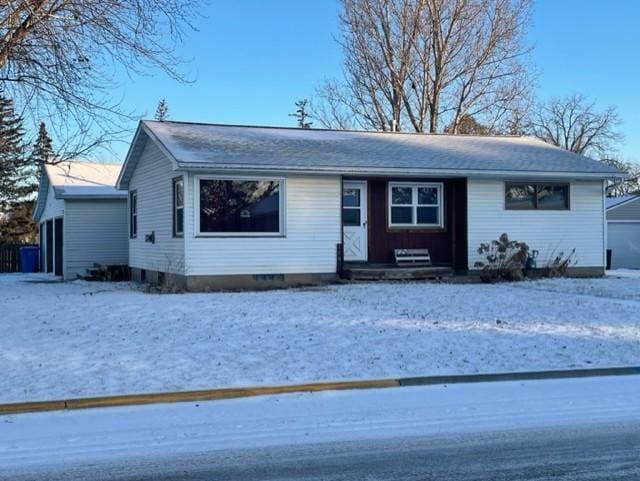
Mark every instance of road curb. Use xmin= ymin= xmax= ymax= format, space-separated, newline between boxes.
xmin=397 ymin=366 xmax=640 ymax=386
xmin=0 ymin=367 xmax=638 ymax=416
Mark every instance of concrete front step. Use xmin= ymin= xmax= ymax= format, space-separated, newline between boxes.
xmin=343 ymin=265 xmax=452 ymax=281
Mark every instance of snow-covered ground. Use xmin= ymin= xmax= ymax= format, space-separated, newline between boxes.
xmin=0 ymin=272 xmax=639 ymax=403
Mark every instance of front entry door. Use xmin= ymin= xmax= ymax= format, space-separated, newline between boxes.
xmin=342 ymin=181 xmax=368 ymax=262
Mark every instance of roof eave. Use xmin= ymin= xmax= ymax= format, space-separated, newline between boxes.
xmin=175 ymin=161 xmax=626 ymax=180
xmin=32 ymin=167 xmax=50 ymax=222
xmin=58 ymin=193 xmax=128 ymax=200
xmin=117 ymin=121 xmax=180 ymax=190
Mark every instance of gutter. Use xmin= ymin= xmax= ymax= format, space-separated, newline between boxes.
xmin=175 ymin=163 xmax=626 ymax=181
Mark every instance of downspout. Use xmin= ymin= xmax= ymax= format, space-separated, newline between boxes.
xmin=338 ymin=176 xmax=344 ymax=277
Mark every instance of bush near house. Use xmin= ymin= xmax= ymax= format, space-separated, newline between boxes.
xmin=474 ymin=233 xmax=529 ymax=283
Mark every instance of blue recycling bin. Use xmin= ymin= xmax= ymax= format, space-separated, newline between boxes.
xmin=19 ymin=246 xmax=39 ymax=273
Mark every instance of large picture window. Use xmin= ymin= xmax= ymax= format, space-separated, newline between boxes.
xmin=173 ymin=177 xmax=184 ymax=237
xmin=198 ymin=177 xmax=283 ymax=235
xmin=129 ymin=190 xmax=137 ymax=238
xmin=388 ymin=182 xmax=443 ymax=228
xmin=505 ymin=183 xmax=570 ymax=210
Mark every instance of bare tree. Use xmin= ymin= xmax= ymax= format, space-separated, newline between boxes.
xmin=316 ymin=0 xmax=423 ymax=131
xmin=529 ymin=94 xmax=623 ymax=158
xmin=603 ymin=157 xmax=640 ymax=197
xmin=313 ymin=0 xmax=533 ymax=133
xmin=0 ymin=1 xmax=200 ymax=157
xmin=529 ymin=94 xmax=640 ymax=197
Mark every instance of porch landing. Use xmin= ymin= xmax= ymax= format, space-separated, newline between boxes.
xmin=342 ymin=263 xmax=452 ymax=281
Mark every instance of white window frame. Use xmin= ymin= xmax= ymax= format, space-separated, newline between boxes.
xmin=388 ymin=182 xmax=443 ymax=228
xmin=173 ymin=177 xmax=184 ymax=237
xmin=194 ymin=175 xmax=286 ymax=237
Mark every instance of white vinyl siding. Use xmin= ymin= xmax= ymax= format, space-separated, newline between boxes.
xmin=128 ymin=140 xmax=185 ymax=274
xmin=607 ymin=198 xmax=640 ymax=220
xmin=184 ymin=174 xmax=341 ymax=275
xmin=63 ymin=199 xmax=128 ymax=280
xmin=40 ymin=185 xmax=64 ymax=221
xmin=467 ymin=179 xmax=605 ymax=269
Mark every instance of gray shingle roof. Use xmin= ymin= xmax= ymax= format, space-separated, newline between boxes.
xmin=606 ymin=194 xmax=639 ymax=209
xmin=136 ymin=120 xmax=624 ymax=178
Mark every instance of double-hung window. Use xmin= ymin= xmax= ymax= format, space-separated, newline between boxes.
xmin=129 ymin=190 xmax=137 ymax=238
xmin=197 ymin=176 xmax=284 ymax=235
xmin=388 ymin=182 xmax=443 ymax=228
xmin=173 ymin=177 xmax=184 ymax=237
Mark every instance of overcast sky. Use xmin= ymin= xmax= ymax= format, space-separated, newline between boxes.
xmin=110 ymin=0 xmax=640 ymax=162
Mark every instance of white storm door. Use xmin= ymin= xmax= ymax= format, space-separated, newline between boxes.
xmin=342 ymin=181 xmax=368 ymax=262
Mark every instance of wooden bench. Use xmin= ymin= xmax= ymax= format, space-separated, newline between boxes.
xmin=394 ymin=248 xmax=432 ymax=267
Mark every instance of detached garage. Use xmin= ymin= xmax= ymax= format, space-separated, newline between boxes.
xmin=33 ymin=162 xmax=129 ymax=279
xmin=606 ymin=195 xmax=640 ymax=269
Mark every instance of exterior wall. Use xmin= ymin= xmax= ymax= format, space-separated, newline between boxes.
xmin=607 ymin=198 xmax=640 ymax=220
xmin=40 ymin=184 xmax=64 ymax=221
xmin=128 ymin=140 xmax=185 ymax=274
xmin=355 ymin=177 xmax=467 ymax=269
xmin=184 ymin=173 xmax=342 ymax=276
xmin=63 ymin=199 xmax=129 ymax=279
xmin=467 ymin=179 xmax=605 ymax=270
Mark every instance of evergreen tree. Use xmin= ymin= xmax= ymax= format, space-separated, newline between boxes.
xmin=0 ymin=200 xmax=37 ymax=244
xmin=444 ymin=114 xmax=491 ymax=135
xmin=0 ymin=92 xmax=27 ymax=209
xmin=289 ymin=99 xmax=312 ymax=129
xmin=31 ymin=122 xmax=55 ymax=166
xmin=155 ymin=99 xmax=169 ymax=121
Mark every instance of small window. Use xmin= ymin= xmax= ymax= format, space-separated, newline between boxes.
xmin=198 ymin=177 xmax=283 ymax=235
xmin=342 ymin=188 xmax=361 ymax=226
xmin=173 ymin=177 xmax=184 ymax=237
xmin=505 ymin=183 xmax=569 ymax=210
xmin=129 ymin=190 xmax=137 ymax=238
xmin=388 ymin=182 xmax=443 ymax=228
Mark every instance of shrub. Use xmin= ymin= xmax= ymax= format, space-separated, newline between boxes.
xmin=474 ymin=233 xmax=530 ymax=283
xmin=541 ymin=248 xmax=576 ymax=278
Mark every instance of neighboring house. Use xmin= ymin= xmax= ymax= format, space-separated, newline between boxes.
xmin=33 ymin=162 xmax=128 ymax=279
xmin=116 ymin=120 xmax=624 ymax=290
xmin=606 ymin=194 xmax=640 ymax=269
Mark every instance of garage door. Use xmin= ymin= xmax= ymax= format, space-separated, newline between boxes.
xmin=608 ymin=222 xmax=640 ymax=269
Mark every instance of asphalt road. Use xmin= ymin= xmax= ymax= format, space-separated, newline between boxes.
xmin=8 ymin=422 xmax=639 ymax=481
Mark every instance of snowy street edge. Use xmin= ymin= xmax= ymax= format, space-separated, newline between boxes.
xmin=1 ymin=366 xmax=639 ymax=416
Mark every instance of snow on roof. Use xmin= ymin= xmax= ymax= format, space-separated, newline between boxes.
xmin=139 ymin=120 xmax=623 ymax=177
xmin=606 ymin=194 xmax=639 ymax=209
xmin=46 ymin=161 xmax=125 ymax=198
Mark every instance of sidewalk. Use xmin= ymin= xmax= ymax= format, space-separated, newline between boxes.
xmin=1 ymin=374 xmax=639 ymax=476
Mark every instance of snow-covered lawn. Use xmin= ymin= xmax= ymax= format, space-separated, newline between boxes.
xmin=0 ymin=272 xmax=639 ymax=403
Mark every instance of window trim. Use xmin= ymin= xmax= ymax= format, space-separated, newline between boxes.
xmin=172 ymin=177 xmax=184 ymax=238
xmin=129 ymin=190 xmax=138 ymax=239
xmin=194 ymin=175 xmax=286 ymax=237
xmin=342 ymin=186 xmax=363 ymax=227
xmin=388 ymin=181 xmax=444 ymax=229
xmin=504 ymin=182 xmax=571 ymax=211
